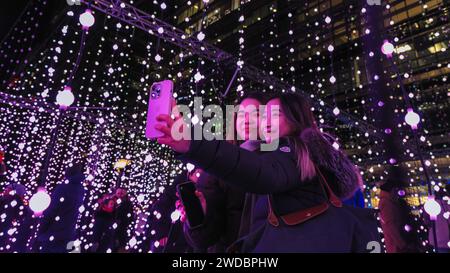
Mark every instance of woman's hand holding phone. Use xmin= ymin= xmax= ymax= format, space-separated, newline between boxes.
xmin=155 ymin=99 xmax=191 ymax=153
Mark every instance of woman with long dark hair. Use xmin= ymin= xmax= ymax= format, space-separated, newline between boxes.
xmin=180 ymin=92 xmax=269 ymax=252
xmin=155 ymin=92 xmax=380 ymax=252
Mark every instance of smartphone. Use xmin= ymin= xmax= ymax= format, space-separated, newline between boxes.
xmin=176 ymin=182 xmax=205 ymax=229
xmin=145 ymin=80 xmax=174 ymax=139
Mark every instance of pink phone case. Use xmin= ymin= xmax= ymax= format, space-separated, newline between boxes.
xmin=145 ymin=80 xmax=173 ymax=139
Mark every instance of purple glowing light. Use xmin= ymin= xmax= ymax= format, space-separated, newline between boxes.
xmin=186 ymin=163 xmax=195 ymax=172
xmin=398 ymin=189 xmax=406 ymax=197
xmin=197 ymin=32 xmax=205 ymax=41
xmin=56 ymin=86 xmax=75 ymax=107
xmin=405 ymin=108 xmax=420 ymax=129
xmin=171 ymin=209 xmax=181 ymax=222
xmin=424 ymin=196 xmax=441 ymax=220
xmin=194 ymin=71 xmax=204 ymax=83
xmin=137 ymin=194 xmax=145 ymax=203
xmin=333 ymin=107 xmax=340 ymax=116
xmin=29 ymin=189 xmax=51 ymax=214
xmin=381 ymin=40 xmax=395 ymax=57
xmin=329 ymin=75 xmax=336 ymax=84
xmin=79 ymin=9 xmax=95 ymax=29
xmin=332 ymin=142 xmax=340 ymax=150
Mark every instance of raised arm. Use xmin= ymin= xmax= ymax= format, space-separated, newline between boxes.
xmin=176 ymin=139 xmax=301 ymax=194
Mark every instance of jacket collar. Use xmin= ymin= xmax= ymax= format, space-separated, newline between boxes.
xmin=240 ymin=140 xmax=261 ymax=151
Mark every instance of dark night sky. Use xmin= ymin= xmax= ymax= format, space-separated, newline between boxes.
xmin=0 ymin=0 xmax=30 ymax=41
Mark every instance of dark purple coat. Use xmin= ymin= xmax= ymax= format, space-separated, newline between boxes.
xmin=177 ymin=129 xmax=381 ymax=253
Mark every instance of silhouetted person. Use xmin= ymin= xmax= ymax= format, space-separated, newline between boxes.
xmin=379 ymin=181 xmax=427 ymax=252
xmin=91 ymin=194 xmax=116 ymax=252
xmin=113 ymin=187 xmax=134 ymax=252
xmin=425 ymin=185 xmax=450 ymax=253
xmin=146 ymin=171 xmax=194 ymax=253
xmin=0 ymin=183 xmax=28 ymax=252
xmin=36 ymin=163 xmax=86 ymax=253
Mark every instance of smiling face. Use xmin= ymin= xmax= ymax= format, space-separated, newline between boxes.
xmin=236 ymin=98 xmax=262 ymax=141
xmin=262 ymin=98 xmax=294 ymax=143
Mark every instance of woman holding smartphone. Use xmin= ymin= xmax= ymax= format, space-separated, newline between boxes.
xmin=155 ymin=92 xmax=379 ymax=252
xmin=179 ymin=92 xmax=269 ymax=253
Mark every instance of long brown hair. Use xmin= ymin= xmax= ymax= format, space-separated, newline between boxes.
xmin=272 ymin=93 xmax=318 ymax=181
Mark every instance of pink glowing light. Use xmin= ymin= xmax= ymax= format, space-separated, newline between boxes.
xmin=381 ymin=40 xmax=395 ymax=57
xmin=56 ymin=86 xmax=75 ymax=107
xmin=405 ymin=108 xmax=420 ymax=129
xmin=29 ymin=189 xmax=51 ymax=214
xmin=424 ymin=196 xmax=441 ymax=220
xmin=79 ymin=9 xmax=95 ymax=29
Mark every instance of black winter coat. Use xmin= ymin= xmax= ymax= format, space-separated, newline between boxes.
xmin=177 ymin=129 xmax=380 ymax=253
xmin=183 ymin=173 xmax=246 ymax=252
xmin=37 ymin=174 xmax=85 ymax=244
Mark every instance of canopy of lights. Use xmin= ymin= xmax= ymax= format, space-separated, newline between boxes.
xmin=0 ymin=0 xmax=448 ymax=253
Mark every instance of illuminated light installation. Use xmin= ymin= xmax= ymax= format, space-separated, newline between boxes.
xmin=75 ymin=0 xmax=380 ymax=139
xmin=56 ymin=86 xmax=75 ymax=108
xmin=186 ymin=163 xmax=195 ymax=173
xmin=424 ymin=196 xmax=442 ymax=220
xmin=79 ymin=9 xmax=95 ymax=29
xmin=29 ymin=189 xmax=51 ymax=214
xmin=404 ymin=108 xmax=420 ymax=130
xmin=0 ymin=0 xmax=447 ymax=254
xmin=381 ymin=40 xmax=395 ymax=57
